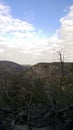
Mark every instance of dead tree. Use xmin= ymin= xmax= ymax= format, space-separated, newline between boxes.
xmin=58 ymin=51 xmax=64 ymax=93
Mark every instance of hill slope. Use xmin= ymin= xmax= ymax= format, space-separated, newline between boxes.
xmin=0 ymin=61 xmax=73 ymax=129
xmin=0 ymin=61 xmax=30 ymax=74
xmin=0 ymin=61 xmax=73 ymax=109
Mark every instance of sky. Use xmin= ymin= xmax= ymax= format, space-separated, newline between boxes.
xmin=0 ymin=0 xmax=73 ymax=64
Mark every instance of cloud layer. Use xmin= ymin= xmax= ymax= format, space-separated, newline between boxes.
xmin=0 ymin=2 xmax=73 ymax=64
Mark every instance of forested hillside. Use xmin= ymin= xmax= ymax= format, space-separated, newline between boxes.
xmin=0 ymin=61 xmax=73 ymax=130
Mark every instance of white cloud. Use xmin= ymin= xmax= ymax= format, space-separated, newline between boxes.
xmin=36 ymin=5 xmax=73 ymax=63
xmin=58 ymin=5 xmax=73 ymax=61
xmin=0 ymin=2 xmax=10 ymax=15
xmin=0 ymin=2 xmax=73 ymax=64
xmin=0 ymin=2 xmax=50 ymax=64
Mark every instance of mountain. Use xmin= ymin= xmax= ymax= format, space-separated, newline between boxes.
xmin=22 ymin=62 xmax=73 ymax=107
xmin=0 ymin=61 xmax=30 ymax=74
xmin=24 ymin=62 xmax=73 ymax=85
xmin=0 ymin=61 xmax=73 ymax=129
xmin=0 ymin=61 xmax=73 ymax=109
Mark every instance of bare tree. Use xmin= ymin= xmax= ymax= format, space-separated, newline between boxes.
xmin=58 ymin=51 xmax=64 ymax=93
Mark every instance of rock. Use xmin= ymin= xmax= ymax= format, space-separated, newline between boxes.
xmin=13 ymin=125 xmax=54 ymax=130
xmin=13 ymin=125 xmax=28 ymax=130
xmin=32 ymin=126 xmax=54 ymax=130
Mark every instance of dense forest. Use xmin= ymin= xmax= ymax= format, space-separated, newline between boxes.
xmin=0 ymin=61 xmax=73 ymax=130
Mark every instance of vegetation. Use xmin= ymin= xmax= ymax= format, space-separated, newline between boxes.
xmin=0 ymin=61 xmax=73 ymax=129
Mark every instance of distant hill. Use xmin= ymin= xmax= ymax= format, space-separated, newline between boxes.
xmin=0 ymin=61 xmax=30 ymax=74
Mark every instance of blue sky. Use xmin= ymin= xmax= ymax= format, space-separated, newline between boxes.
xmin=4 ymin=0 xmax=73 ymax=35
xmin=0 ymin=0 xmax=73 ymax=64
